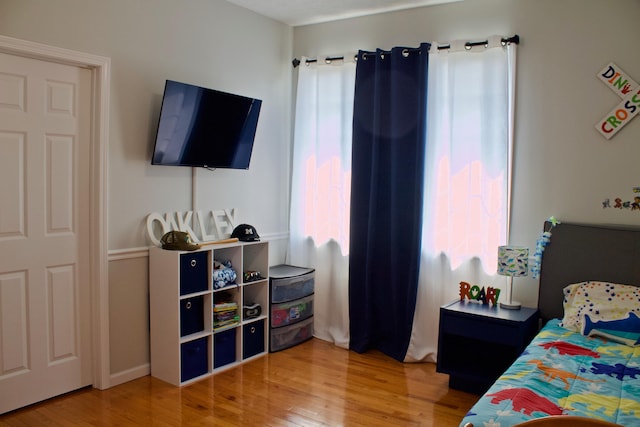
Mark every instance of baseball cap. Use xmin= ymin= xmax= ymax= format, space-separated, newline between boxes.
xmin=231 ymin=224 xmax=260 ymax=242
xmin=160 ymin=231 xmax=201 ymax=251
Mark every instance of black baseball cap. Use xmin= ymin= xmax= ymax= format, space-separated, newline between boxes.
xmin=231 ymin=224 xmax=260 ymax=242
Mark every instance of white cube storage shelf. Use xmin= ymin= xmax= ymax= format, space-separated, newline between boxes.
xmin=150 ymin=241 xmax=269 ymax=386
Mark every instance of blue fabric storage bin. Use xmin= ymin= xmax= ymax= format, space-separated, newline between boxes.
xmin=214 ymin=329 xmax=236 ymax=368
xmin=243 ymin=320 xmax=265 ymax=359
xmin=180 ymin=337 xmax=209 ymax=382
xmin=180 ymin=295 xmax=204 ymax=337
xmin=180 ymin=251 xmax=208 ymax=295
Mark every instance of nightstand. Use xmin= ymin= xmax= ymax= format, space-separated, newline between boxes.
xmin=436 ymin=300 xmax=539 ymax=394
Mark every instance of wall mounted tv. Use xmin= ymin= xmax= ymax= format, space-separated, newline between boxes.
xmin=151 ymin=80 xmax=262 ymax=169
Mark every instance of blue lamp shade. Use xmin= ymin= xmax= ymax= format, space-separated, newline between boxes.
xmin=497 ymin=246 xmax=529 ymax=277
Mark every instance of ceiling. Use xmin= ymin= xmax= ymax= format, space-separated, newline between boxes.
xmin=225 ymin=0 xmax=463 ymax=26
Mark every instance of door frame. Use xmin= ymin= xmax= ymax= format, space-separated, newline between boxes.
xmin=0 ymin=35 xmax=111 ymax=389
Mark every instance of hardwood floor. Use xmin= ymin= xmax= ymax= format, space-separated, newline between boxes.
xmin=0 ymin=338 xmax=478 ymax=426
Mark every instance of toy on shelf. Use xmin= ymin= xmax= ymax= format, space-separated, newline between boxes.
xmin=213 ymin=259 xmax=237 ymax=289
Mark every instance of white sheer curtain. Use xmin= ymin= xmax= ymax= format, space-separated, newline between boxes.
xmin=405 ymin=36 xmax=517 ymax=362
xmin=289 ymin=38 xmax=517 ymax=358
xmin=288 ymin=57 xmax=356 ymax=348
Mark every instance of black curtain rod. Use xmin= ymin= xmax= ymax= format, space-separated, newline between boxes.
xmin=292 ymin=34 xmax=520 ymax=68
xmin=292 ymin=55 xmax=352 ymax=68
xmin=437 ymin=34 xmax=520 ymax=51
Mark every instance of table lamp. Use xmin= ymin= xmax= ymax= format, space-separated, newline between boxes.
xmin=497 ymin=245 xmax=529 ymax=310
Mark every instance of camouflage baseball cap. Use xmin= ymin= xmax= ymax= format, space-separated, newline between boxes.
xmin=160 ymin=231 xmax=201 ymax=251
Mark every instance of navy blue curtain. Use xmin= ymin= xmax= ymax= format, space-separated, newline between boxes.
xmin=349 ymin=43 xmax=429 ymax=361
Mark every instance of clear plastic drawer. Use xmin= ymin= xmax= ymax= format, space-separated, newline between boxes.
xmin=271 ymin=294 xmax=313 ymax=328
xmin=270 ymin=316 xmax=313 ymax=352
xmin=270 ymin=271 xmax=314 ymax=303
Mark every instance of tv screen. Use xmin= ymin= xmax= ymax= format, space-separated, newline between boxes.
xmin=151 ymin=80 xmax=262 ymax=169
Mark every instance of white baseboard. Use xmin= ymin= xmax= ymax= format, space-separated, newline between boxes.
xmin=109 ymin=364 xmax=150 ymax=388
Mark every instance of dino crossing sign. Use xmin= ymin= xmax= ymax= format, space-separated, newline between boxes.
xmin=596 ymin=62 xmax=640 ymax=140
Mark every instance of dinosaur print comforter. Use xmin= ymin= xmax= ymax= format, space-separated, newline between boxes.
xmin=460 ymin=319 xmax=640 ymax=427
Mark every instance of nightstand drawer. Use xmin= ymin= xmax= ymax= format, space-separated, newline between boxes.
xmin=443 ymin=315 xmax=521 ymax=346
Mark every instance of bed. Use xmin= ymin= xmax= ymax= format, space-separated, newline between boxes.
xmin=460 ymin=222 xmax=640 ymax=427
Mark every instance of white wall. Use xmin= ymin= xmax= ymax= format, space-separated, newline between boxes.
xmin=293 ymin=0 xmax=640 ymax=307
xmin=0 ymin=0 xmax=292 ymax=383
xmin=3 ymin=0 xmax=640 ymax=385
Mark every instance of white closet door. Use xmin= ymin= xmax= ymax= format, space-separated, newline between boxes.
xmin=0 ymin=51 xmax=92 ymax=414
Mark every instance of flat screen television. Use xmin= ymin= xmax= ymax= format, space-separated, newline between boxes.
xmin=151 ymin=80 xmax=262 ymax=169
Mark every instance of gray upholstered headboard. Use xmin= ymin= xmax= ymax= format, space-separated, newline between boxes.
xmin=538 ymin=221 xmax=640 ymax=323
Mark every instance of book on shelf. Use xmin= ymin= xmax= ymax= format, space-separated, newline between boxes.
xmin=214 ymin=301 xmax=239 ymax=330
xmin=213 ymin=318 xmax=239 ymax=329
xmin=214 ymin=302 xmax=238 ymax=312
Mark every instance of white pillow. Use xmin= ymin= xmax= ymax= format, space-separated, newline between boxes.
xmin=561 ymin=281 xmax=640 ymax=346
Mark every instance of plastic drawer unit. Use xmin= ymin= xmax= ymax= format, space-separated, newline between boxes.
xmin=268 ymin=264 xmax=315 ymax=352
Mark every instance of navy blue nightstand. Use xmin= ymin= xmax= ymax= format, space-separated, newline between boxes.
xmin=436 ymin=300 xmax=539 ymax=394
